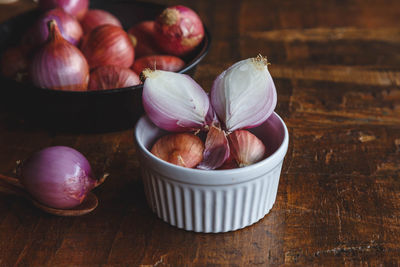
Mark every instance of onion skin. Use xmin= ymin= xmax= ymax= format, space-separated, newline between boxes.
xmin=154 ymin=5 xmax=204 ymax=56
xmin=32 ymin=8 xmax=83 ymax=46
xmin=127 ymin=21 xmax=160 ymax=58
xmin=81 ymin=9 xmax=122 ymax=34
xmin=38 ymin=0 xmax=89 ymax=20
xmin=30 ymin=20 xmax=89 ymax=91
xmin=132 ymin=55 xmax=185 ymax=74
xmin=80 ymin=25 xmax=135 ymax=69
xmin=88 ymin=65 xmax=140 ymax=91
xmin=20 ymin=146 xmax=96 ymax=209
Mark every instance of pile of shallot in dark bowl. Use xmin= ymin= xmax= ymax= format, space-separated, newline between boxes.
xmin=0 ymin=0 xmax=210 ymax=132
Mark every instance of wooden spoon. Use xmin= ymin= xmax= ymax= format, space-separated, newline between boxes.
xmin=0 ymin=174 xmax=99 ymax=216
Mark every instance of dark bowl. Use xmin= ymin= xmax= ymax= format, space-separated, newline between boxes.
xmin=0 ymin=1 xmax=210 ymax=133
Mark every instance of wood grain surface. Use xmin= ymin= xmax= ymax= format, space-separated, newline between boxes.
xmin=1 ymin=0 xmax=400 ymax=266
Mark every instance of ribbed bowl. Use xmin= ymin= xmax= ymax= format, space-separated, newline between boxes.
xmin=134 ymin=113 xmax=289 ymax=233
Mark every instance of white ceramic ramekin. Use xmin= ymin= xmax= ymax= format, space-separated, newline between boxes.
xmin=135 ymin=112 xmax=289 ymax=233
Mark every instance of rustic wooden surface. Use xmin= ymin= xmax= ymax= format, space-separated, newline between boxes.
xmin=1 ymin=0 xmax=400 ymax=266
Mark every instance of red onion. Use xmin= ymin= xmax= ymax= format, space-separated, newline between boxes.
xmin=20 ymin=146 xmax=97 ymax=209
xmin=30 ymin=20 xmax=89 ymax=91
xmin=80 ymin=25 xmax=135 ymax=69
xmin=142 ymin=69 xmax=210 ymax=132
xmin=31 ymin=8 xmax=83 ymax=46
xmin=127 ymin=21 xmax=160 ymax=58
xmin=132 ymin=55 xmax=185 ymax=75
xmin=88 ymin=65 xmax=140 ymax=90
xmin=154 ymin=5 xmax=204 ymax=56
xmin=38 ymin=0 xmax=89 ymax=20
xmin=1 ymin=45 xmax=30 ymax=81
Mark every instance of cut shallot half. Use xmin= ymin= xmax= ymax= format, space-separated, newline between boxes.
xmin=211 ymin=55 xmax=277 ymax=132
xmin=142 ymin=69 xmax=210 ymax=132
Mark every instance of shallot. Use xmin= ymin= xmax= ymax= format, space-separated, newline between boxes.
xmin=128 ymin=21 xmax=160 ymax=58
xmin=30 ymin=20 xmax=89 ymax=91
xmin=38 ymin=0 xmax=89 ymax=20
xmin=88 ymin=65 xmax=140 ymax=90
xmin=211 ymin=55 xmax=277 ymax=132
xmin=154 ymin=5 xmax=204 ymax=56
xmin=81 ymin=9 xmax=122 ymax=34
xmin=151 ymin=133 xmax=204 ymax=168
xmin=132 ymin=55 xmax=185 ymax=74
xmin=197 ymin=125 xmax=230 ymax=170
xmin=228 ymin=130 xmax=266 ymax=167
xmin=20 ymin=146 xmax=99 ymax=209
xmin=141 ymin=69 xmax=210 ymax=132
xmin=30 ymin=8 xmax=83 ymax=46
xmin=80 ymin=24 xmax=134 ymax=69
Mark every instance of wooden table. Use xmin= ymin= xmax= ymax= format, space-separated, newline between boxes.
xmin=1 ymin=0 xmax=400 ymax=265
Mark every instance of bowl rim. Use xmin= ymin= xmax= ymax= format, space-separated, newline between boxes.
xmin=0 ymin=1 xmax=211 ymax=96
xmin=134 ymin=112 xmax=289 ymax=185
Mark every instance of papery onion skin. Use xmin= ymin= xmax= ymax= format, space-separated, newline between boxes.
xmin=142 ymin=70 xmax=210 ymax=132
xmin=211 ymin=55 xmax=277 ymax=132
xmin=81 ymin=9 xmax=122 ymax=34
xmin=128 ymin=21 xmax=160 ymax=58
xmin=30 ymin=20 xmax=89 ymax=91
xmin=80 ymin=24 xmax=135 ymax=69
xmin=88 ymin=65 xmax=140 ymax=91
xmin=20 ymin=146 xmax=96 ymax=209
xmin=32 ymin=8 xmax=83 ymax=46
xmin=154 ymin=5 xmax=204 ymax=56
xmin=132 ymin=55 xmax=185 ymax=74
xmin=38 ymin=0 xmax=89 ymax=20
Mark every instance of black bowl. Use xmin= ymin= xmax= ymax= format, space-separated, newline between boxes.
xmin=0 ymin=1 xmax=210 ymax=133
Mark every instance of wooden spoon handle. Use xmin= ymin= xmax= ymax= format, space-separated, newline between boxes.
xmin=0 ymin=174 xmax=23 ymax=189
xmin=0 ymin=180 xmax=29 ymax=198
